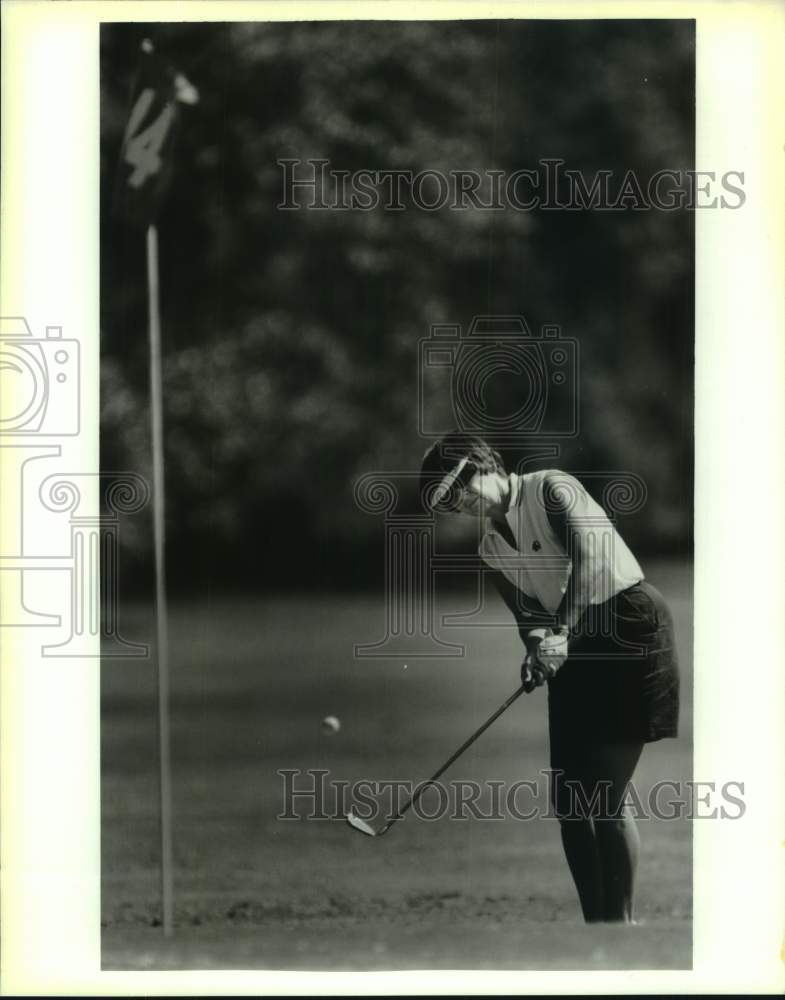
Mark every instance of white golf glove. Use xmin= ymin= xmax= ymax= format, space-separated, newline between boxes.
xmin=522 ymin=627 xmax=570 ymax=689
xmin=537 ymin=630 xmax=569 ymax=676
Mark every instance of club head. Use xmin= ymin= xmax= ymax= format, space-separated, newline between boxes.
xmin=346 ymin=810 xmax=380 ymax=837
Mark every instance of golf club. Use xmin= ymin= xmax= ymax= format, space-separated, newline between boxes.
xmin=346 ymin=683 xmax=527 ymax=837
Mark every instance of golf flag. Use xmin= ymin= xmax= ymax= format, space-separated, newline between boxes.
xmin=112 ymin=37 xmax=198 ymax=937
xmin=113 ymin=39 xmax=198 ymax=226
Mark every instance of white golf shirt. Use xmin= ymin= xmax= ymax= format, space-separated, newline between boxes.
xmin=479 ymin=470 xmax=643 ymax=614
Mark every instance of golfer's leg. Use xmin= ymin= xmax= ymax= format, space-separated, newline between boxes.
xmin=559 ymin=818 xmax=605 ymax=923
xmin=551 ymin=754 xmax=604 ymax=923
xmin=586 ymin=741 xmax=644 ymax=923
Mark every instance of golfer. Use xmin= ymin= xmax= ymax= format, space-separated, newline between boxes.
xmin=420 ymin=431 xmax=680 ymax=924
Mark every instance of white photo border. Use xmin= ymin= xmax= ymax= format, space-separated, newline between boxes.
xmin=1 ymin=0 xmax=783 ymax=994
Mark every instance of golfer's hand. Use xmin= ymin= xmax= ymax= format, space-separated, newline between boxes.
xmin=522 ymin=629 xmax=570 ymax=690
xmin=521 ymin=630 xmax=549 ymax=691
xmin=521 ymin=650 xmax=541 ymax=693
xmin=536 ymin=631 xmax=570 ymax=679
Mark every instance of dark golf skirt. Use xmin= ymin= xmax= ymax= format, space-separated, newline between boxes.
xmin=547 ymin=581 xmax=680 ymax=746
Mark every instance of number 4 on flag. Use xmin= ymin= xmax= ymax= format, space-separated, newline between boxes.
xmin=123 ymin=91 xmax=176 ymax=189
xmin=113 ymin=39 xmax=198 ymax=226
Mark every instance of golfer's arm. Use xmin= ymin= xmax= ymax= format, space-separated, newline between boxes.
xmin=487 ymin=569 xmax=552 ymax=651
xmin=556 ymin=530 xmax=595 ymax=635
xmin=546 ymin=474 xmax=600 ymax=636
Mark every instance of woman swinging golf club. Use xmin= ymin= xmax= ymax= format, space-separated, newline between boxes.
xmin=419 ymin=431 xmax=680 ymax=924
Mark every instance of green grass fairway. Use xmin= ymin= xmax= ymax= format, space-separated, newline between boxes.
xmin=102 ymin=559 xmax=692 ymax=970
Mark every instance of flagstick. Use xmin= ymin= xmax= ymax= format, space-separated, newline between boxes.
xmin=146 ymin=222 xmax=174 ymax=937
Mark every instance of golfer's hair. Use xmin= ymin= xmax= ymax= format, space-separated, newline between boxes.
xmin=419 ymin=431 xmax=505 ymax=511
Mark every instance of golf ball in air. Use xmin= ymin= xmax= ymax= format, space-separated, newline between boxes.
xmin=320 ymin=715 xmax=341 ymax=735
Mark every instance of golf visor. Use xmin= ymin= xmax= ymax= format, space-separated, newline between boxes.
xmin=429 ymin=458 xmax=479 ymax=512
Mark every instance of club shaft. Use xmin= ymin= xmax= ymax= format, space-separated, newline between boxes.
xmin=390 ymin=685 xmax=526 ymax=826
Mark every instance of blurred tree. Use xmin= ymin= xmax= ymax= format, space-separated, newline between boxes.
xmin=100 ymin=20 xmax=693 ymax=590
